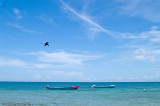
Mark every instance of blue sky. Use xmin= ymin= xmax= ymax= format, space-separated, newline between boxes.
xmin=1 ymin=0 xmax=160 ymax=82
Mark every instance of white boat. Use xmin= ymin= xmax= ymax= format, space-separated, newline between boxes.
xmin=91 ymin=84 xmax=115 ymax=88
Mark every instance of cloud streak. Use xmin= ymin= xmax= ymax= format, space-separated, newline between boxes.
xmin=0 ymin=57 xmax=27 ymax=67
xmin=60 ymin=0 xmax=160 ymax=41
xmin=29 ymin=51 xmax=105 ymax=67
xmin=118 ymin=0 xmax=160 ymax=22
xmin=13 ymin=8 xmax=22 ymax=19
xmin=59 ymin=0 xmax=117 ymax=38
xmin=59 ymin=0 xmax=160 ymax=41
xmin=31 ymin=70 xmax=84 ymax=81
xmin=59 ymin=0 xmax=160 ymax=63
xmin=7 ymin=23 xmax=42 ymax=34
xmin=121 ymin=26 xmax=160 ymax=40
xmin=36 ymin=15 xmax=54 ymax=25
xmin=132 ymin=48 xmax=160 ymax=62
xmin=0 ymin=51 xmax=105 ymax=69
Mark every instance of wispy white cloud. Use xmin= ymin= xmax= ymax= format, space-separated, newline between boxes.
xmin=32 ymin=70 xmax=84 ymax=81
xmin=32 ymin=63 xmax=55 ymax=68
xmin=132 ymin=48 xmax=154 ymax=61
xmin=121 ymin=26 xmax=160 ymax=40
xmin=13 ymin=8 xmax=22 ymax=19
xmin=51 ymin=70 xmax=83 ymax=78
xmin=59 ymin=0 xmax=160 ymax=41
xmin=45 ymin=75 xmax=53 ymax=80
xmin=143 ymin=75 xmax=159 ymax=80
xmin=114 ymin=46 xmax=160 ymax=63
xmin=132 ymin=48 xmax=160 ymax=62
xmin=59 ymin=0 xmax=117 ymax=38
xmin=118 ymin=26 xmax=160 ymax=62
xmin=52 ymin=1 xmax=160 ymax=63
xmin=29 ymin=51 xmax=104 ymax=67
xmin=33 ymin=73 xmax=42 ymax=79
xmin=0 ymin=50 xmax=105 ymax=69
xmin=60 ymin=1 xmax=160 ymax=63
xmin=117 ymin=0 xmax=160 ymax=22
xmin=6 ymin=23 xmax=43 ymax=34
xmin=35 ymin=15 xmax=54 ymax=25
xmin=129 ymin=76 xmax=139 ymax=80
xmin=0 ymin=57 xmax=27 ymax=67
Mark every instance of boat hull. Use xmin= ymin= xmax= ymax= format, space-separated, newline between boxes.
xmin=92 ymin=86 xmax=114 ymax=88
xmin=46 ymin=86 xmax=79 ymax=90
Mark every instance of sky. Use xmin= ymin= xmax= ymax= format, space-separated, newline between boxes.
xmin=1 ymin=0 xmax=160 ymax=82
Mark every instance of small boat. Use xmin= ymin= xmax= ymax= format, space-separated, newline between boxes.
xmin=44 ymin=85 xmax=79 ymax=90
xmin=91 ymin=84 xmax=115 ymax=88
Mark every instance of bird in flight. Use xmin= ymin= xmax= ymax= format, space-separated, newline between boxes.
xmin=44 ymin=42 xmax=49 ymax=46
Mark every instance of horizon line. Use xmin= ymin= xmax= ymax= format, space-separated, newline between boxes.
xmin=0 ymin=81 xmax=160 ymax=83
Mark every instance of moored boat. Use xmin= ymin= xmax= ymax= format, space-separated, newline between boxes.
xmin=91 ymin=84 xmax=115 ymax=88
xmin=44 ymin=85 xmax=79 ymax=90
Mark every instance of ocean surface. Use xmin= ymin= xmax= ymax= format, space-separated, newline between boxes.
xmin=0 ymin=82 xmax=160 ymax=106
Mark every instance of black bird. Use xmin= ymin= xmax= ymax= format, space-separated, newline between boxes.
xmin=44 ymin=42 xmax=49 ymax=46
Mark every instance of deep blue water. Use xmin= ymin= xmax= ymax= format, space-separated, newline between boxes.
xmin=0 ymin=82 xmax=160 ymax=106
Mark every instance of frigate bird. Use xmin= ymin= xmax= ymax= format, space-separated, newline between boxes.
xmin=44 ymin=42 xmax=49 ymax=46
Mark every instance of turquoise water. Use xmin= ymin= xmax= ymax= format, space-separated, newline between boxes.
xmin=0 ymin=82 xmax=160 ymax=106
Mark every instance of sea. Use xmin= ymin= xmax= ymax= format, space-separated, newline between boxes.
xmin=0 ymin=82 xmax=160 ymax=106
